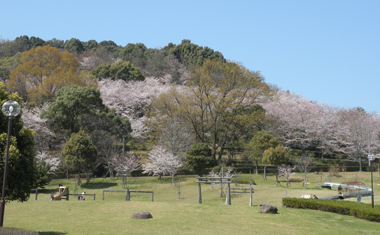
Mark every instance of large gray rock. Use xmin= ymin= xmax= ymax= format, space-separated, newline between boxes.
xmin=132 ymin=212 xmax=153 ymax=219
xmin=259 ymin=204 xmax=278 ymax=213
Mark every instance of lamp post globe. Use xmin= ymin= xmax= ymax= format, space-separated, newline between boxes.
xmin=1 ymin=101 xmax=20 ymax=117
xmin=0 ymin=100 xmax=20 ymax=227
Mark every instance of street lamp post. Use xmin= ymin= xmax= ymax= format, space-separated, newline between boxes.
xmin=0 ymin=101 xmax=21 ymax=227
xmin=368 ymin=154 xmax=375 ymax=208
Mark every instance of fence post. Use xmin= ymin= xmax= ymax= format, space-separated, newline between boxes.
xmin=126 ymin=190 xmax=130 ymax=201
xmin=249 ymin=184 xmax=252 ymax=206
xmin=225 ymin=183 xmax=231 ymax=205
xmin=198 ymin=183 xmax=202 ymax=204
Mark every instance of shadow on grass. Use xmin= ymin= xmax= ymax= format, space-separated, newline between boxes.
xmin=80 ymin=182 xmax=118 ymax=189
xmin=39 ymin=232 xmax=67 ymax=235
xmin=0 ymin=227 xmax=67 ymax=235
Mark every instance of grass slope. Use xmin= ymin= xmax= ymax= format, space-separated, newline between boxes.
xmin=3 ymin=172 xmax=380 ymax=234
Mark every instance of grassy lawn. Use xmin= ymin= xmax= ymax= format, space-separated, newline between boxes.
xmin=3 ymin=171 xmax=380 ymax=234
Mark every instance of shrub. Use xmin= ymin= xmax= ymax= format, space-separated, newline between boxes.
xmin=282 ymin=198 xmax=380 ymax=222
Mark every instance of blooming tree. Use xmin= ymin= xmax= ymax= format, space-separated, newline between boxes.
xmin=278 ymin=164 xmax=296 ymax=188
xmin=339 ymin=108 xmax=380 ymax=171
xmin=208 ymin=167 xmax=236 ymax=193
xmin=142 ymin=146 xmax=182 ymax=186
xmin=262 ymin=91 xmax=325 ymax=153
xmin=157 ymin=119 xmax=195 ymax=161
xmin=22 ymin=104 xmax=55 ymax=151
xmin=99 ymin=77 xmax=170 ymax=138
xmin=294 ymin=153 xmax=316 ymax=187
xmin=36 ymin=150 xmax=60 ymax=174
xmin=35 ymin=150 xmax=61 ymax=188
xmin=111 ymin=151 xmax=141 ymax=189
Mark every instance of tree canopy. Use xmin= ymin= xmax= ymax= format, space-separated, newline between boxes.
xmin=149 ymin=59 xmax=270 ymax=162
xmin=185 ymin=143 xmax=215 ymax=176
xmin=92 ymin=61 xmax=145 ymax=81
xmin=41 ymin=85 xmax=131 ymax=140
xmin=62 ymin=131 xmax=97 ymax=185
xmin=7 ymin=45 xmax=97 ymax=105
xmin=0 ymin=83 xmax=36 ymax=202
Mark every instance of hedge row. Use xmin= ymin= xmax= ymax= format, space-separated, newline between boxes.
xmin=282 ymin=197 xmax=380 ymax=223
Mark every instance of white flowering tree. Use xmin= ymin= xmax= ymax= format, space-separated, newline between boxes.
xmin=22 ymin=104 xmax=55 ymax=151
xmin=99 ymin=77 xmax=170 ymax=138
xmin=35 ymin=151 xmax=60 ymax=188
xmin=142 ymin=146 xmax=182 ymax=186
xmin=278 ymin=164 xmax=296 ymax=188
xmin=111 ymin=152 xmax=141 ymax=189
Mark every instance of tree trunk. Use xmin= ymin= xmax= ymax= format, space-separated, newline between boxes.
xmin=217 ymin=147 xmax=224 ymax=164
xmin=77 ymin=171 xmax=81 ymax=187
xmin=122 ymin=176 xmax=126 ymax=189
xmin=303 ymin=168 xmax=307 ymax=187
xmin=255 ymin=160 xmax=258 ymax=175
xmin=359 ymin=155 xmax=362 ymax=172
xmin=86 ymin=174 xmax=91 ymax=184
xmin=263 ymin=165 xmax=267 ymax=180
xmin=276 ymin=169 xmax=279 ymax=186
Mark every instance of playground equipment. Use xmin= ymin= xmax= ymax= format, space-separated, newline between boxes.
xmin=52 ymin=186 xmax=69 ymax=201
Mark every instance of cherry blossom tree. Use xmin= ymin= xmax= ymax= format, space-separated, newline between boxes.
xmin=262 ymin=91 xmax=325 ymax=154
xmin=111 ymin=151 xmax=141 ymax=189
xmin=36 ymin=150 xmax=60 ymax=174
xmin=35 ymin=150 xmax=60 ymax=188
xmin=339 ymin=108 xmax=380 ymax=171
xmin=99 ymin=77 xmax=170 ymax=138
xmin=157 ymin=118 xmax=195 ymax=161
xmin=97 ymin=139 xmax=120 ymax=179
xmin=294 ymin=153 xmax=316 ymax=187
xmin=278 ymin=164 xmax=296 ymax=188
xmin=208 ymin=167 xmax=236 ymax=194
xmin=22 ymin=104 xmax=55 ymax=151
xmin=142 ymin=146 xmax=182 ymax=186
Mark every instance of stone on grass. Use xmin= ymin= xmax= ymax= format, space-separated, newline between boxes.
xmin=132 ymin=212 xmax=153 ymax=219
xmin=259 ymin=204 xmax=278 ymax=213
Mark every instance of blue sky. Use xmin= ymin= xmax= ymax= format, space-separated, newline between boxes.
xmin=1 ymin=0 xmax=379 ymax=112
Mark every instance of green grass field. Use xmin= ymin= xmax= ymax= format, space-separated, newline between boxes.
xmin=3 ymin=172 xmax=380 ymax=234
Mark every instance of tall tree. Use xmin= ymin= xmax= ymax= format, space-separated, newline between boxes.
xmin=340 ymin=108 xmax=380 ymax=171
xmin=157 ymin=118 xmax=195 ymax=161
xmin=0 ymin=83 xmax=36 ymax=202
xmin=0 ymin=53 xmax=22 ymax=83
xmin=41 ymin=85 xmax=131 ymax=141
xmin=111 ymin=151 xmax=141 ymax=189
xmin=99 ymin=77 xmax=169 ymax=138
xmin=7 ymin=45 xmax=97 ymax=105
xmin=245 ymin=131 xmax=282 ymax=178
xmin=185 ymin=143 xmax=215 ymax=176
xmin=149 ymin=59 xmax=270 ymax=162
xmin=143 ymin=146 xmax=182 ymax=185
xmin=62 ymin=131 xmax=97 ymax=185
xmin=262 ymin=146 xmax=289 ymax=186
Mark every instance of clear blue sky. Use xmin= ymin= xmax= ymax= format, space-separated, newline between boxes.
xmin=1 ymin=0 xmax=379 ymax=112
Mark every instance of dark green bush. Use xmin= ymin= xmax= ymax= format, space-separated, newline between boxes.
xmin=282 ymin=197 xmax=380 ymax=222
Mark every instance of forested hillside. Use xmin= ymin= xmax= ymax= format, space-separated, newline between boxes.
xmin=0 ymin=35 xmax=379 ymax=187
